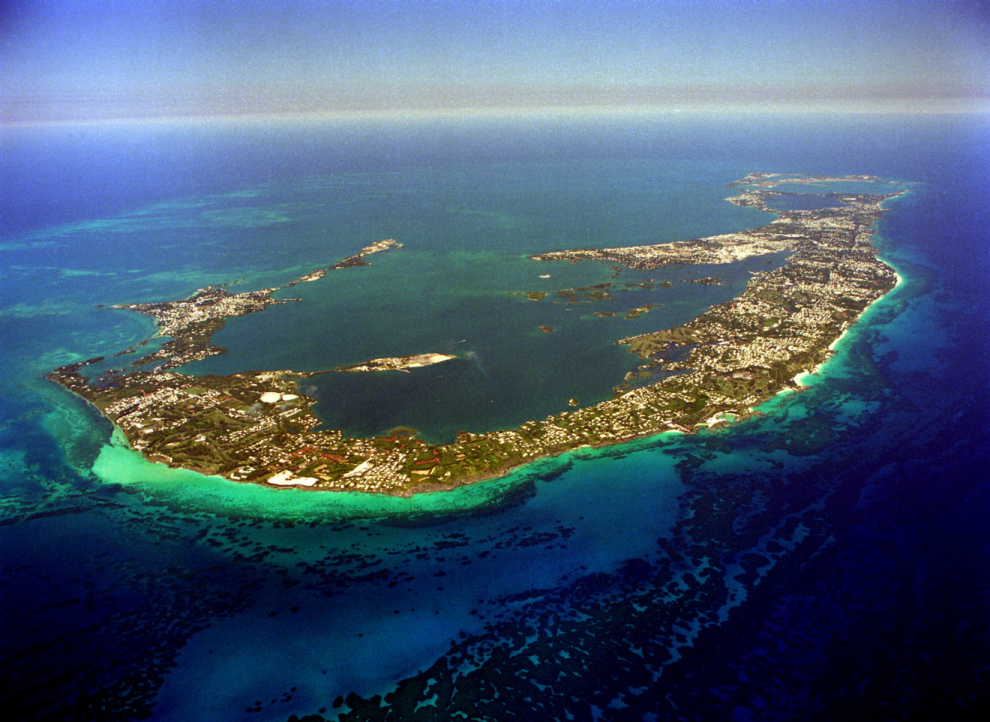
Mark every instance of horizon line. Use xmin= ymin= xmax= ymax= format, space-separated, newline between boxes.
xmin=5 ymin=100 xmax=989 ymax=129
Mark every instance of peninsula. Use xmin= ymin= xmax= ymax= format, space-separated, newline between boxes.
xmin=47 ymin=175 xmax=907 ymax=495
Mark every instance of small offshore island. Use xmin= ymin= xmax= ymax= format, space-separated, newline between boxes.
xmin=48 ymin=174 xmax=907 ymax=495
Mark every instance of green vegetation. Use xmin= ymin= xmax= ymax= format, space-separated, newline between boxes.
xmin=45 ymin=175 xmax=907 ymax=495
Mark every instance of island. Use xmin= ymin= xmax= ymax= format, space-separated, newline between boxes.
xmin=47 ymin=175 xmax=908 ymax=495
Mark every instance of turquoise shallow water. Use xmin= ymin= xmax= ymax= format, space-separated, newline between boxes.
xmin=2 ymin=113 xmax=989 ymax=721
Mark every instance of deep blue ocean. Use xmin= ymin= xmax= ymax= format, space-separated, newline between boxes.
xmin=1 ymin=113 xmax=988 ymax=721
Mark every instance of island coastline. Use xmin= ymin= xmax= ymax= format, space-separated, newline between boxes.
xmin=46 ymin=175 xmax=910 ymax=496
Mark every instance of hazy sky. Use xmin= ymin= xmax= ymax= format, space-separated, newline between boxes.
xmin=2 ymin=0 xmax=988 ymax=123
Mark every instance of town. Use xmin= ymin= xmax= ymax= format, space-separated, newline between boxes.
xmin=47 ymin=175 xmax=906 ymax=496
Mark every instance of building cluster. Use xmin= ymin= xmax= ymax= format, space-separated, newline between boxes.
xmin=119 ymin=286 xmax=283 ymax=339
xmin=47 ymin=182 xmax=906 ymax=495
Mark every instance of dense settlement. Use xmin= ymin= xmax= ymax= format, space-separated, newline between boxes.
xmin=48 ymin=175 xmax=906 ymax=495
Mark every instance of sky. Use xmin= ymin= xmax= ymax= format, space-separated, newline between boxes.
xmin=1 ymin=0 xmax=988 ymax=124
